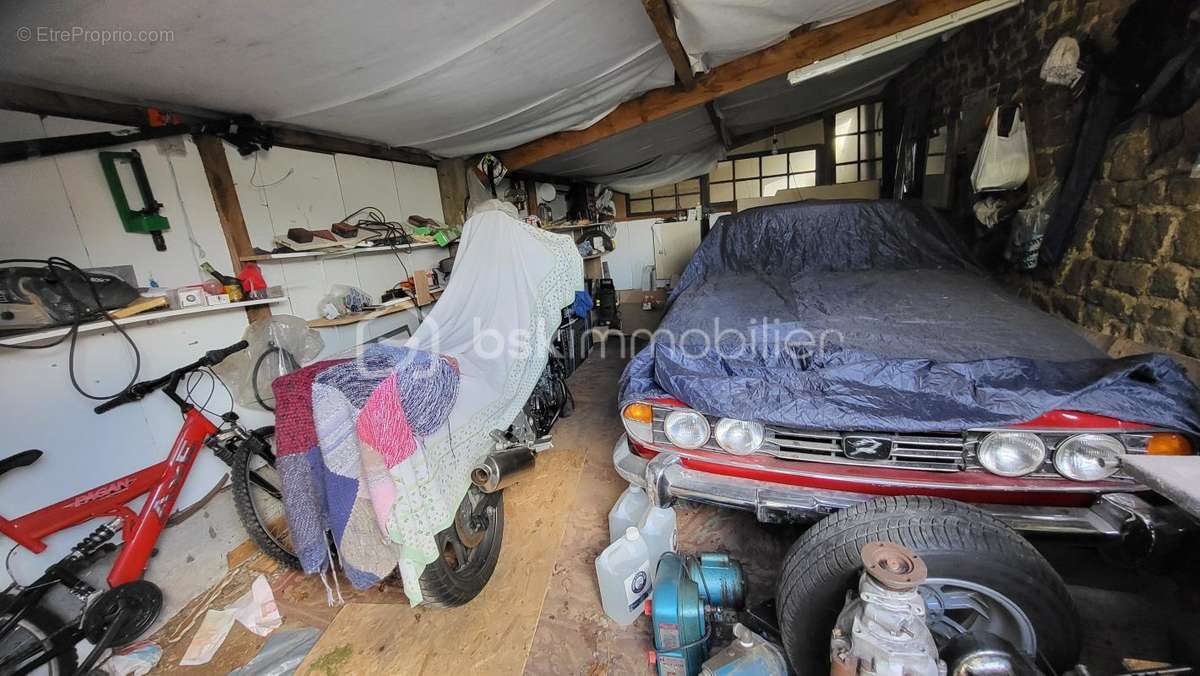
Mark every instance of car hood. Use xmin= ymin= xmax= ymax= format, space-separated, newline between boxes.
xmin=620 ymin=200 xmax=1200 ymax=434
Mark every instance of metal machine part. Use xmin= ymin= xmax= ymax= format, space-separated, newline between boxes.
xmin=940 ymin=633 xmax=1042 ymax=676
xmin=649 ymin=552 xmax=748 ymax=676
xmin=830 ymin=542 xmax=946 ymax=676
xmin=471 ymin=448 xmax=536 ymax=494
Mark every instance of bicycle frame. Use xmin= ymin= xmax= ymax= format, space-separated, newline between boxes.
xmin=0 ymin=408 xmax=217 ymax=588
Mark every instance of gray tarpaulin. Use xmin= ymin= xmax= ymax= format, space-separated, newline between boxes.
xmin=620 ymin=201 xmax=1200 ymax=434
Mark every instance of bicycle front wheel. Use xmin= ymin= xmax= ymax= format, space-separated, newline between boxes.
xmin=230 ymin=426 xmax=301 ymax=569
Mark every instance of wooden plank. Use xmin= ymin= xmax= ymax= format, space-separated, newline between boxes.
xmin=305 ymin=289 xmax=442 ymax=328
xmin=271 ymin=126 xmax=437 ymax=167
xmin=642 ymin=0 xmax=695 ymax=89
xmin=194 ymin=134 xmax=272 ymax=323
xmin=0 ymin=82 xmax=438 ymax=167
xmin=499 ymin=0 xmax=995 ymax=169
xmin=436 ymin=158 xmax=468 ymax=225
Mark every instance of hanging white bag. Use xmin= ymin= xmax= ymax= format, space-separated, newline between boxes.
xmin=971 ymin=106 xmax=1030 ymax=192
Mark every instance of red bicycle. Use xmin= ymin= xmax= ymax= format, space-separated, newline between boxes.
xmin=0 ymin=341 xmax=298 ymax=675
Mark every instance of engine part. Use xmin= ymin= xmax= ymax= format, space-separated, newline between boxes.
xmin=830 ymin=541 xmax=946 ymax=676
xmin=649 ymin=552 xmax=747 ymax=676
xmin=471 ymin=448 xmax=536 ymax=493
xmin=701 ymin=623 xmax=787 ymax=676
xmin=941 ymin=633 xmax=1042 ymax=676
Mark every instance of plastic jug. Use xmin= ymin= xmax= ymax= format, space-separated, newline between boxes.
xmin=596 ymin=527 xmax=652 ymax=626
xmin=609 ymin=485 xmax=650 ymax=542
xmin=637 ymin=505 xmax=677 ymax=580
xmin=700 ymin=624 xmax=787 ymax=676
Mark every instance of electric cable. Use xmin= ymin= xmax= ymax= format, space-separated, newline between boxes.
xmin=250 ymin=344 xmax=299 ymax=411
xmin=0 ymin=257 xmax=141 ymax=400
xmin=338 ymin=206 xmax=427 ymax=323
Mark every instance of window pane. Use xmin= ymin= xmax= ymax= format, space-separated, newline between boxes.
xmin=875 ymin=160 xmax=883 ymax=178
xmin=678 ymin=193 xmax=700 ymax=209
xmin=834 ymin=135 xmax=858 ymax=163
xmin=653 ymin=197 xmax=676 ymax=211
xmin=861 ymin=102 xmax=882 ymax=131
xmin=761 ymin=154 xmax=787 ymax=176
xmin=676 ymin=178 xmax=700 ymax=193
xmin=835 ymin=164 xmax=859 ymax=184
xmin=651 ymin=185 xmax=674 ymax=197
xmin=631 ymin=190 xmax=652 ymax=199
xmin=789 ymin=150 xmax=816 ymax=173
xmin=789 ymin=172 xmax=817 ymax=188
xmin=926 ymin=155 xmax=946 ymax=175
xmin=861 ymin=132 xmax=882 ymax=160
xmin=710 ymin=161 xmax=733 ymax=182
xmin=735 ymin=180 xmax=760 ymax=199
xmin=734 ymin=158 xmax=759 ymax=178
xmin=928 ymin=126 xmax=947 ymax=154
xmin=631 ymin=199 xmax=653 ymax=213
xmin=710 ymin=182 xmax=734 ymax=202
xmin=762 ymin=175 xmax=788 ymax=197
xmin=835 ymin=107 xmax=858 ymax=135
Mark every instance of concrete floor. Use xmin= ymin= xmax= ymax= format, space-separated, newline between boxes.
xmin=148 ymin=341 xmax=1199 ymax=674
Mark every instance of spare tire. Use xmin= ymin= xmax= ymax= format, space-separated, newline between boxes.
xmin=777 ymin=496 xmax=1080 ymax=674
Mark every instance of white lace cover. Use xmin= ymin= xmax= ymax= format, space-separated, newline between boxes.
xmin=385 ymin=210 xmax=582 ymax=604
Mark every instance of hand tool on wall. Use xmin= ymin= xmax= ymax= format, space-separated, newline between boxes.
xmin=99 ymin=150 xmax=170 ymax=251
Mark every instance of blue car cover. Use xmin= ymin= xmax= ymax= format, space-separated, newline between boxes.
xmin=620 ymin=200 xmax=1200 ymax=434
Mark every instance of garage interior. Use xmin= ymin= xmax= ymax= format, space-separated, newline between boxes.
xmin=1 ymin=0 xmax=1199 ymax=674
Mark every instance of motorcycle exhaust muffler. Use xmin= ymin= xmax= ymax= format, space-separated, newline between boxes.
xmin=471 ymin=448 xmax=536 ymax=493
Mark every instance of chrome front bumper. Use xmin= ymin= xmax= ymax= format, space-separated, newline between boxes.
xmin=613 ymin=435 xmax=1189 ymax=543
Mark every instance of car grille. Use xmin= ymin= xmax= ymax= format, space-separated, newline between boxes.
xmin=762 ymin=428 xmax=966 ymax=472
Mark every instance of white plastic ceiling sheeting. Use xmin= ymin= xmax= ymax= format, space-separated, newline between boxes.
xmin=668 ymin=0 xmax=893 ymax=72
xmin=526 ymin=107 xmax=721 ymax=193
xmin=717 ymin=36 xmax=940 ymax=138
xmin=0 ymin=0 xmax=675 ymax=157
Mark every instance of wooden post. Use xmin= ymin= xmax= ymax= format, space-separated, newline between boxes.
xmin=193 ymin=134 xmax=272 ymax=323
xmin=436 ymin=158 xmax=468 ymax=226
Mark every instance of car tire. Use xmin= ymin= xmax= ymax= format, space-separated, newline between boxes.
xmin=776 ymin=496 xmax=1081 ymax=674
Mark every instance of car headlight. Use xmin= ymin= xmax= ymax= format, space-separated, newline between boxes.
xmin=1054 ymin=434 xmax=1123 ymax=481
xmin=978 ymin=432 xmax=1046 ymax=477
xmin=664 ymin=410 xmax=710 ymax=449
xmin=621 ymin=402 xmax=654 ymax=443
xmin=714 ymin=418 xmax=765 ymax=455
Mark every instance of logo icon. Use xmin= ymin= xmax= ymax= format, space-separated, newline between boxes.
xmin=631 ymin=570 xmax=648 ymax=595
xmin=842 ymin=435 xmax=893 ymax=461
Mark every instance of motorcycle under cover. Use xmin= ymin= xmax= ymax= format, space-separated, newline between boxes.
xmin=620 ymin=201 xmax=1200 ymax=434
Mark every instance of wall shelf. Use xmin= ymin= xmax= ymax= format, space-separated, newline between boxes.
xmin=0 ymin=297 xmax=289 ymax=347
xmin=307 ymin=289 xmax=443 ymax=328
xmin=241 ymin=241 xmax=443 ymax=263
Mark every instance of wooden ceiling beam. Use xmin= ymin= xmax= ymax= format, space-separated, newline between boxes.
xmin=0 ymin=82 xmax=439 ymax=166
xmin=642 ymin=0 xmax=695 ymax=90
xmin=499 ymin=0 xmax=991 ymax=170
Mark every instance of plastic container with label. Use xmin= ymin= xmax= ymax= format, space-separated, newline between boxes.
xmin=596 ymin=527 xmax=652 ymax=626
xmin=608 ymin=485 xmax=650 ymax=542
xmin=637 ymin=505 xmax=677 ymax=581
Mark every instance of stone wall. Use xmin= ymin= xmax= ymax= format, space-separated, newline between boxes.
xmin=886 ymin=0 xmax=1200 ymax=358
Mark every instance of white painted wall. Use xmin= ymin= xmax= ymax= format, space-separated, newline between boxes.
xmin=0 ymin=110 xmax=448 ymax=622
xmin=605 ymin=218 xmax=657 ymax=290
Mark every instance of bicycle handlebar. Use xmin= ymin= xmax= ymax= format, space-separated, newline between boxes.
xmin=93 ymin=340 xmax=249 ymax=414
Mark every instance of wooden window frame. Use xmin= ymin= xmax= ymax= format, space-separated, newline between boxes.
xmin=708 ymin=144 xmax=825 ymax=208
xmin=828 ymin=101 xmax=885 ymax=184
xmin=628 ymin=179 xmax=703 ymax=216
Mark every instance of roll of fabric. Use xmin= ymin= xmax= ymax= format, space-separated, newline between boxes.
xmin=391 ymin=349 xmax=460 ymax=438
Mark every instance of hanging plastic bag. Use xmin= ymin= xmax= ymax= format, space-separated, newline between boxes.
xmin=214 ymin=315 xmax=325 ymax=411
xmin=971 ymin=106 xmax=1030 ymax=193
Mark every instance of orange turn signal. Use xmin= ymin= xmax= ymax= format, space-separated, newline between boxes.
xmin=623 ymin=402 xmax=653 ymax=424
xmin=1146 ymin=433 xmax=1193 ymax=456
